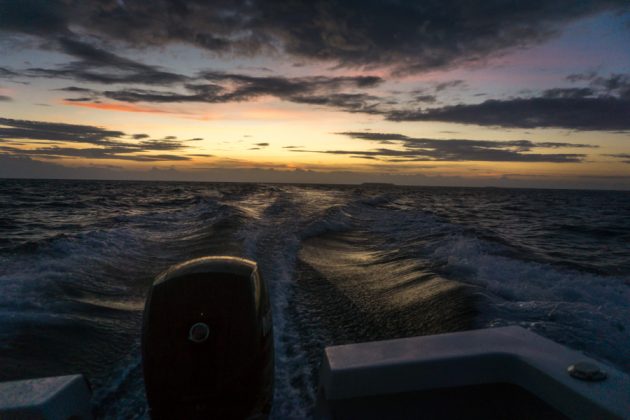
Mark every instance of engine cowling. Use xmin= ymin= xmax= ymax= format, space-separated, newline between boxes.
xmin=142 ymin=256 xmax=274 ymax=419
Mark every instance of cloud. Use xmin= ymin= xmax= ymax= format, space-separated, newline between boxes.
xmin=0 ymin=117 xmax=202 ymax=161
xmin=290 ymin=93 xmax=382 ymax=113
xmin=63 ymin=97 xmax=95 ymax=102
xmin=434 ymin=80 xmax=466 ymax=92
xmin=415 ymin=95 xmax=437 ymax=103
xmin=542 ymin=87 xmax=595 ymax=99
xmin=605 ymin=153 xmax=630 ymax=163
xmin=16 ymin=37 xmax=189 ymax=86
xmin=1 ymin=0 xmax=627 ymax=74
xmin=0 ymin=95 xmax=12 ymax=101
xmin=257 ymin=1 xmax=628 ymax=74
xmin=386 ymin=97 xmax=630 ymax=130
xmin=0 ymin=67 xmax=19 ymax=77
xmin=569 ymin=72 xmax=630 ymax=98
xmin=56 ymin=86 xmax=94 ymax=92
xmin=386 ymin=74 xmax=630 ymax=130
xmin=58 ymin=70 xmax=630 ymax=133
xmin=0 ymin=117 xmax=125 ymax=143
xmin=26 ymin=66 xmax=184 ymax=85
xmin=254 ymin=142 xmax=269 ymax=147
xmin=0 ymin=0 xmax=69 ymax=36
xmin=290 ymin=131 xmax=596 ymax=163
xmin=60 ymin=72 xmax=385 ymax=114
xmin=0 ymin=145 xmax=191 ymax=161
xmin=197 ymin=72 xmax=383 ymax=104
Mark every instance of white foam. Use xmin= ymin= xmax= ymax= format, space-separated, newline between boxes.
xmin=232 ymin=186 xmax=362 ymax=418
xmin=339 ymin=200 xmax=630 ymax=372
xmin=431 ymin=234 xmax=630 ymax=371
xmin=0 ymin=227 xmax=144 ymax=309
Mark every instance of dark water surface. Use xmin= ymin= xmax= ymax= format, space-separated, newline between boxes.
xmin=0 ymin=179 xmax=628 ymax=418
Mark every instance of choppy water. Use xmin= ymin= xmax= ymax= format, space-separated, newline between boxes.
xmin=0 ymin=179 xmax=628 ymax=418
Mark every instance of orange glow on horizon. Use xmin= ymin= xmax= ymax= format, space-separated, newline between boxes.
xmin=62 ymin=101 xmax=181 ymax=115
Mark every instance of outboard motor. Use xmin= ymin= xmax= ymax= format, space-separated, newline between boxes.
xmin=142 ymin=257 xmax=274 ymax=419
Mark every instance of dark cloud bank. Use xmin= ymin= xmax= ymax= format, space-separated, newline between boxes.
xmin=1 ymin=0 xmax=626 ymax=74
xmin=606 ymin=153 xmax=630 ymax=164
xmin=4 ymin=34 xmax=385 ymax=112
xmin=56 ymin=70 xmax=630 ymax=131
xmin=98 ymin=72 xmax=383 ymax=109
xmin=0 ymin=117 xmax=203 ymax=161
xmin=387 ymin=96 xmax=630 ymax=131
xmin=384 ymin=72 xmax=630 ymax=130
xmin=291 ymin=131 xmax=596 ymax=163
xmin=1 ymin=1 xmax=629 ymax=131
xmin=387 ymin=73 xmax=630 ymax=131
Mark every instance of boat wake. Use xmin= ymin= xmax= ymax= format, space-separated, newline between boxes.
xmin=0 ymin=180 xmax=628 ymax=418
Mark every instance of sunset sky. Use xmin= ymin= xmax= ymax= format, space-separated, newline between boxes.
xmin=1 ymin=0 xmax=629 ymax=188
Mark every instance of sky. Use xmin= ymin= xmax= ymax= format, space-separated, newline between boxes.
xmin=1 ymin=0 xmax=629 ymax=189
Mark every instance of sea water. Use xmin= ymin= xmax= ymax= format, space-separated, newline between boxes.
xmin=0 ymin=179 xmax=628 ymax=418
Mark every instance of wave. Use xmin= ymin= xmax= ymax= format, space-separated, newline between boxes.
xmin=320 ymin=196 xmax=630 ymax=373
xmin=1 ymin=181 xmax=629 ymax=418
xmin=429 ymin=234 xmax=630 ymax=372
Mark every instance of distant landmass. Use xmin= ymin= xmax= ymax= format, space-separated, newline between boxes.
xmin=361 ymin=182 xmax=396 ymax=187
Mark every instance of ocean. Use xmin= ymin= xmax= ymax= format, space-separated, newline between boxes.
xmin=0 ymin=179 xmax=628 ymax=418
